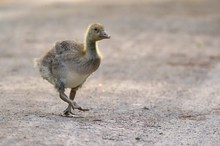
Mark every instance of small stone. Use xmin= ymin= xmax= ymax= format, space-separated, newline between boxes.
xmin=135 ymin=137 xmax=140 ymax=140
xmin=93 ymin=119 xmax=102 ymax=121
xmin=143 ymin=106 xmax=149 ymax=110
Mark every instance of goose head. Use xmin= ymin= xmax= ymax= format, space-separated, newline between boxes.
xmin=86 ymin=23 xmax=110 ymax=42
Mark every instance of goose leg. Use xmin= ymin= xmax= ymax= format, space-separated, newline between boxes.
xmin=59 ymin=88 xmax=89 ymax=117
xmin=63 ymin=88 xmax=89 ymax=115
xmin=69 ymin=88 xmax=89 ymax=112
xmin=63 ymin=88 xmax=76 ymax=116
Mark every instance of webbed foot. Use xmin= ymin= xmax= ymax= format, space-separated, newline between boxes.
xmin=63 ymin=110 xmax=75 ymax=117
xmin=73 ymin=101 xmax=89 ymax=112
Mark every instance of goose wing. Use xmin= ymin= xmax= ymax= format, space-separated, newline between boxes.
xmin=51 ymin=41 xmax=85 ymax=78
xmin=54 ymin=40 xmax=84 ymax=55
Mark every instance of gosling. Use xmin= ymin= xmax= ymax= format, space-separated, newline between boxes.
xmin=35 ymin=23 xmax=110 ymax=116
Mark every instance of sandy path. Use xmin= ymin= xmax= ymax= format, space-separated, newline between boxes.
xmin=1 ymin=0 xmax=220 ymax=145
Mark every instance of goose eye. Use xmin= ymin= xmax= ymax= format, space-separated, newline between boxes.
xmin=94 ymin=28 xmax=98 ymax=32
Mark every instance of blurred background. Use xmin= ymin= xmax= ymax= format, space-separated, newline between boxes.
xmin=1 ymin=0 xmax=220 ymax=145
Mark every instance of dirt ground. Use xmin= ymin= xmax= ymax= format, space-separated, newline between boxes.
xmin=1 ymin=0 xmax=220 ymax=145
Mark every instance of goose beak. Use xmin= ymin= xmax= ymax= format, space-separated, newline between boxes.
xmin=100 ymin=31 xmax=110 ymax=39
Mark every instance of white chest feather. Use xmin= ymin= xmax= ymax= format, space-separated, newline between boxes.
xmin=63 ymin=70 xmax=90 ymax=88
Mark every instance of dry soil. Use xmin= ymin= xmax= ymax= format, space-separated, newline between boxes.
xmin=1 ymin=0 xmax=220 ymax=145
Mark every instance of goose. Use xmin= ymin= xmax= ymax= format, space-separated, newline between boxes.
xmin=34 ymin=23 xmax=110 ymax=116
